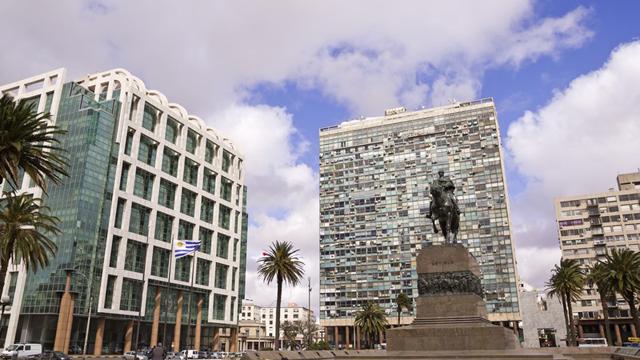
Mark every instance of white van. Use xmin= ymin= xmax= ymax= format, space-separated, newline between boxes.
xmin=1 ymin=344 xmax=42 ymax=358
xmin=578 ymin=338 xmax=608 ymax=347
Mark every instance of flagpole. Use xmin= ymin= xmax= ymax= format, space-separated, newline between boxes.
xmin=185 ymin=251 xmax=197 ymax=349
xmin=163 ymin=232 xmax=175 ymax=347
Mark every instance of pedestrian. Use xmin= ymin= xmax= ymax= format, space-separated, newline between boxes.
xmin=152 ymin=342 xmax=166 ymax=360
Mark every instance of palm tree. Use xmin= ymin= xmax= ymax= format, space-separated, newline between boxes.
xmin=601 ymin=249 xmax=640 ymax=337
xmin=586 ymin=262 xmax=613 ymax=345
xmin=0 ymin=193 xmax=59 ymax=297
xmin=257 ymin=241 xmax=305 ymax=350
xmin=394 ymin=292 xmax=412 ymax=326
xmin=546 ymin=258 xmax=585 ymax=346
xmin=0 ymin=94 xmax=68 ymax=192
xmin=354 ymin=302 xmax=388 ymax=349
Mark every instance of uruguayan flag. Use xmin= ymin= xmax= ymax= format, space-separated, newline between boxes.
xmin=174 ymin=240 xmax=201 ymax=258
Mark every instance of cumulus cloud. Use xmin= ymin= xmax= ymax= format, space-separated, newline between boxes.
xmin=507 ymin=41 xmax=640 ymax=287
xmin=0 ymin=0 xmax=596 ymax=310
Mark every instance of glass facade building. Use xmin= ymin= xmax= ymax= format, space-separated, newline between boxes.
xmin=0 ymin=68 xmax=247 ymax=353
xmin=319 ymin=99 xmax=520 ymax=347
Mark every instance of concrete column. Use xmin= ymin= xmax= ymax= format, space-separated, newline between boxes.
xmin=631 ymin=324 xmax=637 ymax=338
xmin=194 ymin=297 xmax=203 ymax=350
xmin=124 ymin=320 xmax=134 ymax=353
xmin=151 ymin=287 xmax=161 ymax=347
xmin=94 ymin=318 xmax=106 ymax=356
xmin=213 ymin=327 xmax=220 ymax=351
xmin=345 ymin=326 xmax=350 ymax=349
xmin=54 ymin=272 xmax=74 ymax=353
xmin=355 ymin=327 xmax=360 ymax=350
xmin=334 ymin=326 xmax=339 ymax=348
xmin=174 ymin=291 xmax=183 ymax=351
xmin=615 ymin=324 xmax=622 ymax=346
xmin=598 ymin=324 xmax=605 ymax=338
xmin=230 ymin=327 xmax=238 ymax=352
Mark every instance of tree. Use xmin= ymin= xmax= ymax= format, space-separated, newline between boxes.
xmin=586 ymin=262 xmax=613 ymax=345
xmin=0 ymin=194 xmax=59 ymax=297
xmin=354 ymin=302 xmax=388 ymax=349
xmin=601 ymin=249 xmax=640 ymax=338
xmin=394 ymin=292 xmax=412 ymax=326
xmin=281 ymin=321 xmax=299 ymax=350
xmin=0 ymin=94 xmax=68 ymax=193
xmin=546 ymin=258 xmax=585 ymax=346
xmin=293 ymin=320 xmax=318 ymax=349
xmin=308 ymin=341 xmax=330 ymax=350
xmin=257 ymin=241 xmax=305 ymax=350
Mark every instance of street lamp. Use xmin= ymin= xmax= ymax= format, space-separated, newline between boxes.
xmin=0 ymin=295 xmax=11 ymax=343
xmin=72 ymin=270 xmax=93 ymax=359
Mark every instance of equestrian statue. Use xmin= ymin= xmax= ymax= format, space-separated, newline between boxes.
xmin=427 ymin=170 xmax=461 ymax=244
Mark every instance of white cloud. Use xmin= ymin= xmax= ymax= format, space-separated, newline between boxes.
xmin=0 ymin=0 xmax=596 ymax=311
xmin=516 ymin=246 xmax=561 ymax=289
xmin=507 ymin=40 xmax=640 ymax=286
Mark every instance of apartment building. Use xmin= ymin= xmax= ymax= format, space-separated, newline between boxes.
xmin=240 ymin=300 xmax=314 ymax=348
xmin=0 ymin=68 xmax=247 ymax=354
xmin=555 ymin=171 xmax=640 ymax=344
xmin=318 ymin=99 xmax=521 ymax=349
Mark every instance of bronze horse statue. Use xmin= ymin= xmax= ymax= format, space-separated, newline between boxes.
xmin=428 ymin=179 xmax=460 ymax=244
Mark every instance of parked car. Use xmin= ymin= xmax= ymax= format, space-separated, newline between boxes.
xmin=166 ymin=351 xmax=181 ymax=360
xmin=39 ymin=351 xmax=71 ymax=360
xmin=123 ymin=351 xmax=148 ymax=360
xmin=1 ymin=344 xmax=43 ymax=359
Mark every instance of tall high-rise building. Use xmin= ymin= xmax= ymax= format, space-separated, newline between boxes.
xmin=555 ymin=171 xmax=640 ymax=344
xmin=0 ymin=68 xmax=247 ymax=353
xmin=318 ymin=99 xmax=520 ymax=348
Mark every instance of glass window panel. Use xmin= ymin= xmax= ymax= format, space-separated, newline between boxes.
xmin=197 ymin=259 xmax=211 ymax=286
xmin=151 ymin=247 xmax=170 ymax=278
xmin=158 ymin=179 xmax=177 ymax=209
xmin=119 ymin=163 xmax=130 ymax=191
xmin=220 ymin=177 xmax=233 ymax=202
xmin=215 ymin=263 xmax=228 ymax=289
xmin=175 ymin=256 xmax=192 ymax=282
xmin=133 ymin=168 xmax=155 ymax=200
xmin=178 ymin=220 xmax=195 ymax=240
xmin=180 ymin=189 xmax=197 ymax=217
xmin=186 ymin=130 xmax=198 ymax=154
xmin=124 ymin=128 xmax=134 ymax=155
xmin=199 ymin=227 xmax=213 ymax=255
xmin=222 ymin=150 xmax=233 ymax=172
xmin=109 ymin=236 xmax=121 ymax=268
xmin=162 ymin=148 xmax=179 ymax=177
xmin=142 ymin=102 xmax=161 ymax=132
xmin=200 ymin=197 xmax=215 ymax=223
xmin=124 ymin=239 xmax=147 ymax=273
xmin=155 ymin=212 xmax=173 ymax=242
xmin=218 ymin=205 xmax=231 ymax=229
xmin=216 ymin=233 xmax=229 ymax=259
xmin=203 ymin=169 xmax=216 ymax=195
xmin=137 ymin=135 xmax=157 ymax=166
xmin=129 ymin=203 xmax=151 ymax=236
xmin=165 ymin=116 xmax=180 ymax=144
xmin=183 ymin=159 xmax=199 ymax=186
xmin=120 ymin=278 xmax=143 ymax=311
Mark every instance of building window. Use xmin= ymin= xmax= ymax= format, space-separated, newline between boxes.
xmin=120 ymin=278 xmax=143 ymax=311
xmin=134 ymin=168 xmax=155 ymax=200
xmin=231 ymin=267 xmax=237 ymax=291
xmin=142 ymin=102 xmax=161 ymax=133
xmin=183 ymin=159 xmax=199 ymax=186
xmin=165 ymin=116 xmax=180 ymax=144
xmin=215 ymin=263 xmax=228 ymax=289
xmin=233 ymin=238 xmax=239 ymax=262
xmin=104 ymin=275 xmax=116 ymax=308
xmin=186 ymin=129 xmax=199 ymax=154
xmin=180 ymin=189 xmax=197 ymax=217
xmin=218 ymin=205 xmax=231 ymax=229
xmin=137 ymin=135 xmax=157 ymax=166
xmin=151 ymin=247 xmax=170 ymax=278
xmin=200 ymin=197 xmax=215 ymax=223
xmin=205 ymin=140 xmax=216 ymax=163
xmin=162 ymin=148 xmax=180 ymax=177
xmin=230 ymin=296 xmax=236 ymax=321
xmin=178 ymin=220 xmax=195 ymax=240
xmin=220 ymin=177 xmax=233 ymax=202
xmin=124 ymin=240 xmax=147 ymax=273
xmin=197 ymin=259 xmax=211 ymax=286
xmin=175 ymin=256 xmax=192 ymax=282
xmin=119 ymin=162 xmax=130 ymax=191
xmin=235 ymin=185 xmax=241 ymax=206
xmin=222 ymin=150 xmax=233 ymax=172
xmin=124 ymin=128 xmax=134 ymax=155
xmin=155 ymin=212 xmax=173 ymax=242
xmin=7 ymin=272 xmax=18 ymax=300
xmin=216 ymin=233 xmax=229 ymax=259
xmin=203 ymin=169 xmax=216 ymax=195
xmin=158 ymin=179 xmax=177 ymax=209
xmin=109 ymin=236 xmax=121 ymax=268
xmin=129 ymin=203 xmax=151 ymax=236
xmin=114 ymin=198 xmax=126 ymax=228
xmin=234 ymin=211 xmax=240 ymax=233
xmin=199 ymin=227 xmax=213 ymax=255
xmin=213 ymin=294 xmax=226 ymax=320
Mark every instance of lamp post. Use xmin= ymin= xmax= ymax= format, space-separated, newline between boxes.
xmin=0 ymin=295 xmax=11 ymax=345
xmin=72 ymin=270 xmax=92 ymax=359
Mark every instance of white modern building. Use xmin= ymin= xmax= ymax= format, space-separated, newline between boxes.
xmin=0 ymin=68 xmax=248 ymax=354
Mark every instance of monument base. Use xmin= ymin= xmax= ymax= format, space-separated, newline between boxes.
xmin=386 ymin=245 xmax=519 ymax=351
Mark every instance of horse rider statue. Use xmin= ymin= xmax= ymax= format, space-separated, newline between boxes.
xmin=427 ymin=170 xmax=461 ymax=244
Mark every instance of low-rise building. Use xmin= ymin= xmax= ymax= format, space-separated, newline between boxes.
xmin=519 ymin=284 xmax=567 ymax=348
xmin=240 ymin=300 xmax=315 ymax=349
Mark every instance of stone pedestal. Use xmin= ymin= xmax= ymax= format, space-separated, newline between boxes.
xmin=387 ymin=245 xmax=519 ymax=351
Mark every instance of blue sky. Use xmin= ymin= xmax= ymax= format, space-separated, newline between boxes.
xmin=1 ymin=0 xmax=639 ymax=311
